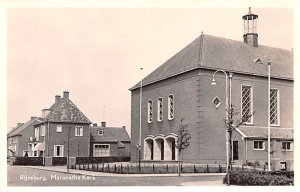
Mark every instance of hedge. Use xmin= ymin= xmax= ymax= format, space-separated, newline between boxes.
xmin=52 ymin=157 xmax=67 ymax=166
xmin=12 ymin=157 xmax=44 ymax=166
xmin=223 ymin=170 xmax=294 ymax=186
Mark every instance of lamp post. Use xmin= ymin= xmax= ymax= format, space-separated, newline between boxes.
xmin=267 ymin=59 xmax=271 ymax=171
xmin=138 ymin=67 xmax=143 ymax=171
xmin=211 ymin=70 xmax=233 ymax=186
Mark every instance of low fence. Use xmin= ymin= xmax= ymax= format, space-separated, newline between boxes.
xmin=12 ymin=157 xmax=44 ymax=166
xmin=76 ymin=156 xmax=130 ymax=164
xmin=74 ymin=163 xmax=227 ymax=174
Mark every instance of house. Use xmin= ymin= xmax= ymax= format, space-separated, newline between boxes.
xmin=90 ymin=122 xmax=131 ymax=158
xmin=7 ymin=117 xmax=43 ymax=157
xmin=33 ymin=91 xmax=92 ymax=162
xmin=129 ymin=8 xmax=293 ymax=170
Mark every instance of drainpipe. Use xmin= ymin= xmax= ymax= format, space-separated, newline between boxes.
xmin=47 ymin=121 xmax=50 ymax=156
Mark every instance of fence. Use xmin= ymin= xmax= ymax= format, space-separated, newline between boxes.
xmin=76 ymin=156 xmax=130 ymax=164
xmin=74 ymin=163 xmax=227 ymax=174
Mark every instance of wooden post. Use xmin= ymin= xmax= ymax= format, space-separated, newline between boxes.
xmin=167 ymin=164 xmax=168 ymax=173
xmin=102 ymin=163 xmax=104 ymax=172
xmin=153 ymin=164 xmax=155 ymax=173
xmin=181 ymin=164 xmax=183 ymax=172
xmin=127 ymin=164 xmax=129 ymax=174
xmin=114 ymin=164 xmax=117 ymax=173
xmin=206 ymin=164 xmax=209 ymax=173
xmin=121 ymin=164 xmax=123 ymax=174
xmin=194 ymin=165 xmax=196 ymax=173
xmin=108 ymin=164 xmax=110 ymax=173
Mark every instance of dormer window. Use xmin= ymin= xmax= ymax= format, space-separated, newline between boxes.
xmin=98 ymin=130 xmax=104 ymax=135
xmin=253 ymin=57 xmax=262 ymax=64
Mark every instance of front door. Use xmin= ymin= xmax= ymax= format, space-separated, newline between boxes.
xmin=161 ymin=141 xmax=164 ymax=160
xmin=233 ymin=141 xmax=239 ymax=160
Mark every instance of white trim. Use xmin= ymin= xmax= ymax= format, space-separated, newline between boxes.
xmin=168 ymin=94 xmax=174 ymax=120
xmin=241 ymin=84 xmax=253 ymax=124
xmin=253 ymin=140 xmax=265 ymax=150
xmin=157 ymin=97 xmax=163 ymax=122
xmin=75 ymin=126 xmax=83 ymax=136
xmin=93 ymin=144 xmax=110 ymax=157
xmin=53 ymin=145 xmax=64 ymax=157
xmin=235 ymin=128 xmax=247 ymax=138
xmin=56 ymin=125 xmax=62 ymax=133
xmin=147 ymin=99 xmax=153 ymax=123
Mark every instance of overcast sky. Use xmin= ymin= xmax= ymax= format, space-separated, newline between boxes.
xmin=6 ymin=7 xmax=293 ymax=135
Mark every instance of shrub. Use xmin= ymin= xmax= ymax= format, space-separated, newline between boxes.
xmin=13 ymin=157 xmax=43 ymax=166
xmin=52 ymin=157 xmax=67 ymax=166
xmin=223 ymin=170 xmax=294 ymax=186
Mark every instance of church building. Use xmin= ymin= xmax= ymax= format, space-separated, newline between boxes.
xmin=129 ymin=8 xmax=293 ymax=170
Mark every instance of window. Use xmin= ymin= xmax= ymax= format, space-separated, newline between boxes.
xmin=147 ymin=100 xmax=153 ymax=123
xmin=93 ymin=144 xmax=110 ymax=157
xmin=253 ymin=140 xmax=265 ymax=150
xmin=168 ymin=95 xmax=174 ymax=120
xmin=41 ymin=125 xmax=45 ymax=136
xmin=157 ymin=98 xmax=163 ymax=121
xmin=212 ymin=96 xmax=222 ymax=108
xmin=34 ymin=127 xmax=39 ymax=141
xmin=98 ymin=130 xmax=104 ymax=135
xmin=56 ymin=125 xmax=62 ymax=133
xmin=270 ymin=89 xmax=280 ymax=125
xmin=241 ymin=85 xmax=253 ymax=123
xmin=282 ymin=141 xmax=292 ymax=151
xmin=75 ymin=126 xmax=83 ymax=136
xmin=54 ymin=145 xmax=64 ymax=157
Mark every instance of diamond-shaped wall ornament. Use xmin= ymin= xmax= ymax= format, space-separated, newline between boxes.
xmin=212 ymin=96 xmax=222 ymax=108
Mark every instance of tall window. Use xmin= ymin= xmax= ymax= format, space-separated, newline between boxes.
xmin=54 ymin=145 xmax=64 ymax=157
xmin=168 ymin=94 xmax=174 ymax=120
xmin=270 ymin=89 xmax=279 ymax=125
xmin=253 ymin=140 xmax=265 ymax=150
xmin=157 ymin=98 xmax=163 ymax=121
xmin=41 ymin=125 xmax=45 ymax=136
xmin=56 ymin=125 xmax=62 ymax=133
xmin=94 ymin=144 xmax=110 ymax=157
xmin=241 ymin=85 xmax=253 ymax=123
xmin=75 ymin=126 xmax=83 ymax=136
xmin=147 ymin=100 xmax=153 ymax=123
xmin=34 ymin=127 xmax=39 ymax=141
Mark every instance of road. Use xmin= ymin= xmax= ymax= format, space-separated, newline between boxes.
xmin=7 ymin=165 xmax=225 ymax=186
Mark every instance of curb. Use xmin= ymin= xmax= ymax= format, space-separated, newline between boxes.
xmin=19 ymin=166 xmax=226 ymax=177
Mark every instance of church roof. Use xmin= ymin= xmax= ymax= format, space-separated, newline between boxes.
xmin=237 ymin=126 xmax=293 ymax=140
xmin=130 ymin=34 xmax=293 ymax=90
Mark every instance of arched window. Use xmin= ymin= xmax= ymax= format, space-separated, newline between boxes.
xmin=147 ymin=100 xmax=153 ymax=123
xmin=157 ymin=97 xmax=163 ymax=121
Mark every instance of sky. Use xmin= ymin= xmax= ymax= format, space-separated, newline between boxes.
xmin=6 ymin=7 xmax=293 ymax=136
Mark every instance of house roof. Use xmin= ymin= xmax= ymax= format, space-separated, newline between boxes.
xmin=90 ymin=127 xmax=131 ymax=143
xmin=7 ymin=118 xmax=42 ymax=138
xmin=45 ymin=97 xmax=91 ymax=124
xmin=130 ymin=34 xmax=293 ymax=90
xmin=236 ymin=126 xmax=293 ymax=140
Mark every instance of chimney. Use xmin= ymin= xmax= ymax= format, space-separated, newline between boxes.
xmin=101 ymin=122 xmax=106 ymax=127
xmin=17 ymin=123 xmax=23 ymax=127
xmin=63 ymin=91 xmax=69 ymax=99
xmin=55 ymin=95 xmax=61 ymax=102
xmin=31 ymin=116 xmax=37 ymax=120
xmin=41 ymin=109 xmax=51 ymax=118
xmin=122 ymin=126 xmax=126 ymax=129
xmin=93 ymin=123 xmax=98 ymax=127
xmin=242 ymin=7 xmax=258 ymax=47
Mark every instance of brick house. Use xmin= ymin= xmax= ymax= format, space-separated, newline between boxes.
xmin=90 ymin=122 xmax=131 ymax=158
xmin=33 ymin=91 xmax=92 ymax=159
xmin=129 ymin=8 xmax=293 ymax=170
xmin=7 ymin=117 xmax=42 ymax=157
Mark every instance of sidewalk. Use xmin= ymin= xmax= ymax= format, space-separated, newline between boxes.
xmin=20 ymin=165 xmax=226 ymax=178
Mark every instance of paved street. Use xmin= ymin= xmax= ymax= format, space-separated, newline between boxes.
xmin=7 ymin=165 xmax=225 ymax=186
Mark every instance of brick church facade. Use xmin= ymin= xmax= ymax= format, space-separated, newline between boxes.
xmin=129 ymin=8 xmax=293 ymax=170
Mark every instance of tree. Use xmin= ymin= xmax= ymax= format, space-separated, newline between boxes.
xmin=224 ymin=104 xmax=255 ymax=185
xmin=175 ymin=119 xmax=191 ymax=176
